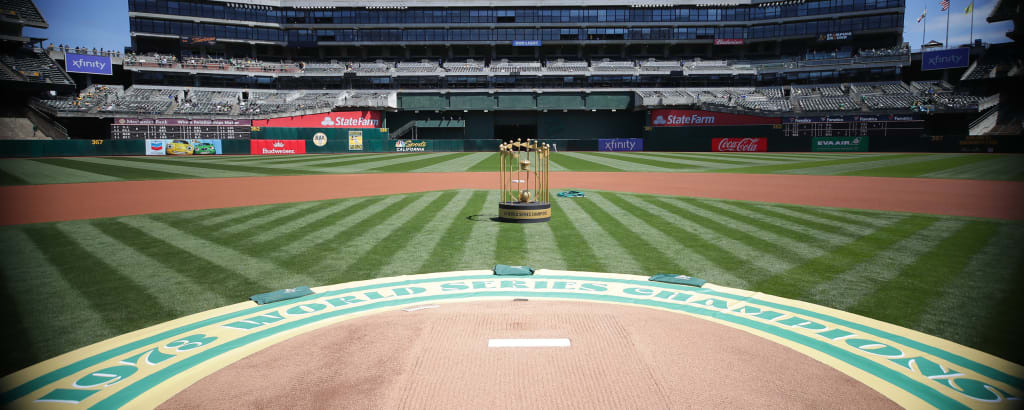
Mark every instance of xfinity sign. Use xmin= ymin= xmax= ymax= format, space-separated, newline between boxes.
xmin=64 ymin=53 xmax=112 ymax=75
xmin=921 ymin=48 xmax=969 ymax=71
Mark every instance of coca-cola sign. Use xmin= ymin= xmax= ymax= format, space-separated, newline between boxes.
xmin=712 ymin=138 xmax=767 ymax=152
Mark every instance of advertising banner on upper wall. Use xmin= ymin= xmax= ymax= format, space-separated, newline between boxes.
xmin=812 ymin=136 xmax=869 ymax=152
xmin=599 ymin=138 xmax=644 ymax=152
xmin=713 ymin=39 xmax=744 ymax=45
xmin=252 ymin=111 xmax=382 ymax=129
xmin=64 ymin=53 xmax=112 ymax=75
xmin=250 ymin=140 xmax=306 ymax=155
xmin=650 ymin=110 xmax=780 ymax=127
xmin=712 ymin=138 xmax=767 ymax=152
xmin=922 ymin=48 xmax=970 ymax=71
xmin=146 ymin=139 xmax=223 ymax=156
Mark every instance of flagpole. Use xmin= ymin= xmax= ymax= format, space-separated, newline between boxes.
xmin=970 ymin=2 xmax=975 ymax=45
xmin=923 ymin=10 xmax=927 ymax=48
xmin=945 ymin=3 xmax=950 ymax=48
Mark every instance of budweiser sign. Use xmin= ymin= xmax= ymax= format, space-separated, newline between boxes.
xmin=713 ymin=138 xmax=767 ymax=152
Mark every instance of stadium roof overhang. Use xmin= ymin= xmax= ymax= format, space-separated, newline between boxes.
xmin=210 ymin=0 xmax=765 ymax=7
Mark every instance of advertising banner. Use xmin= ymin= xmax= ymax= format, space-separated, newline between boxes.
xmin=394 ymin=140 xmax=428 ymax=152
xmin=116 ymin=118 xmax=251 ymax=126
xmin=64 ymin=53 xmax=112 ymax=75
xmin=650 ymin=110 xmax=780 ymax=127
xmin=146 ymin=139 xmax=223 ymax=156
xmin=713 ymin=39 xmax=744 ymax=45
xmin=250 ymin=140 xmax=306 ymax=155
xmin=599 ymin=138 xmax=644 ymax=152
xmin=712 ymin=138 xmax=767 ymax=152
xmin=922 ymin=48 xmax=970 ymax=71
xmin=252 ymin=111 xmax=382 ymax=129
xmin=512 ymin=40 xmax=542 ymax=47
xmin=348 ymin=131 xmax=363 ymax=151
xmin=812 ymin=136 xmax=869 ymax=152
xmin=783 ymin=114 xmax=919 ymax=123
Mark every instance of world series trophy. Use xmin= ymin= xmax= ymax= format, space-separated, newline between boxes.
xmin=498 ymin=138 xmax=551 ymax=223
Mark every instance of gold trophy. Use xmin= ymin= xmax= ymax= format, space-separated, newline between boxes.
xmin=498 ymin=138 xmax=551 ymax=223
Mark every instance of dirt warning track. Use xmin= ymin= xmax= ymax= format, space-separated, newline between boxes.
xmin=1 ymin=172 xmax=1022 ymax=226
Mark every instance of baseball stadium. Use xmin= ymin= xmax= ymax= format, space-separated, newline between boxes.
xmin=1 ymin=0 xmax=1023 ymax=408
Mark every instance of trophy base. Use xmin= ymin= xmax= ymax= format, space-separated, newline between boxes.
xmin=498 ymin=202 xmax=551 ymax=223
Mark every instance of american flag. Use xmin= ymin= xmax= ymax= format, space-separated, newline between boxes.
xmin=940 ymin=0 xmax=950 ymax=11
xmin=917 ymin=8 xmax=927 ymax=22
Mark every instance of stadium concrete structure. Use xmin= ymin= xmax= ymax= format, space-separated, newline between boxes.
xmin=1 ymin=0 xmax=1016 ymax=152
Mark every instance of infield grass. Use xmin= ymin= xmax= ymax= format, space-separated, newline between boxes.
xmin=2 ymin=152 xmax=1022 ymax=185
xmin=2 ymin=189 xmax=1022 ymax=376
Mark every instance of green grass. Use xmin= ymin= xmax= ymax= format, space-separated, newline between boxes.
xmin=1 ymin=152 xmax=1022 ymax=185
xmin=2 ymin=189 xmax=1022 ymax=376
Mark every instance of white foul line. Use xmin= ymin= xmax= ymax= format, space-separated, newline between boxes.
xmin=488 ymin=338 xmax=571 ymax=348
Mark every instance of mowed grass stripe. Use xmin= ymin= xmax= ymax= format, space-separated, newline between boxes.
xmin=276 ymin=194 xmax=422 ymax=276
xmin=0 ymin=229 xmax=116 ymax=374
xmin=467 ymin=153 xmax=499 ymax=172
xmin=341 ymin=191 xmax=459 ymax=281
xmin=28 ymin=158 xmax=189 ymax=181
xmin=807 ymin=219 xmax=967 ymax=310
xmin=309 ymin=193 xmax=443 ymax=280
xmin=555 ymin=196 xmax=644 ymax=274
xmin=699 ymin=200 xmax=853 ymax=246
xmin=495 ymin=215 xmax=528 ymax=266
xmin=584 ymin=152 xmax=698 ymax=170
xmin=196 ymin=203 xmax=292 ymax=234
xmin=840 ymin=155 xmax=995 ymax=178
xmin=416 ymin=153 xmax=492 ymax=172
xmin=0 ymin=159 xmax=121 ymax=185
xmin=107 ymin=156 xmax=323 ymax=176
xmin=0 ymin=167 xmax=26 ymax=185
xmin=368 ymin=153 xmax=465 ymax=173
xmin=274 ymin=195 xmax=403 ymax=258
xmin=847 ymin=221 xmax=1000 ymax=326
xmin=641 ymin=196 xmax=793 ymax=279
xmin=922 ymin=155 xmax=1024 ymax=180
xmin=547 ymin=199 xmax=606 ymax=273
xmin=753 ymin=215 xmax=937 ymax=300
xmin=231 ymin=200 xmax=345 ymax=245
xmin=725 ymin=201 xmax=874 ymax=239
xmin=778 ymin=154 xmax=949 ymax=176
xmin=573 ymin=194 xmax=680 ymax=274
xmin=91 ymin=218 xmax=263 ymax=303
xmin=0 ymin=265 xmax=34 ymax=374
xmin=548 ymin=153 xmax=621 ymax=172
xmin=628 ymin=152 xmax=758 ymax=166
xmin=219 ymin=201 xmax=323 ymax=236
xmin=70 ymin=221 xmax=228 ymax=312
xmin=22 ymin=225 xmax=178 ymax=333
xmin=246 ymin=197 xmax=385 ymax=256
xmin=127 ymin=216 xmax=314 ymax=291
xmin=965 ymin=225 xmax=1024 ymax=365
xmin=568 ymin=152 xmax=668 ymax=172
xmin=761 ymin=203 xmax=890 ymax=231
xmin=417 ymin=191 xmax=490 ymax=272
xmin=602 ymin=193 xmax=752 ymax=287
xmin=303 ymin=152 xmax=431 ymax=169
xmin=373 ymin=190 xmax=475 ymax=276
xmin=717 ymin=154 xmax=923 ymax=174
xmin=69 ymin=157 xmax=258 ymax=178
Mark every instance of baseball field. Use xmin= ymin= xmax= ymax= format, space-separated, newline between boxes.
xmin=1 ymin=151 xmax=1022 ymax=380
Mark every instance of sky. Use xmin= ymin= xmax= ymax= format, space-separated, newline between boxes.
xmin=21 ymin=0 xmax=1016 ymax=53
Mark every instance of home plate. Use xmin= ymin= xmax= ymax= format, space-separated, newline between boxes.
xmin=488 ymin=338 xmax=571 ymax=347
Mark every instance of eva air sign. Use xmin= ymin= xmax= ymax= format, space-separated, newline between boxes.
xmin=813 ymin=136 xmax=869 ymax=152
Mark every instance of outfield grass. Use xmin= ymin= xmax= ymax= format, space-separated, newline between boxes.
xmin=1 ymin=189 xmax=1022 ymax=376
xmin=1 ymin=152 xmax=1022 ymax=185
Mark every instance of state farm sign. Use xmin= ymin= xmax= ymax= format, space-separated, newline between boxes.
xmin=713 ymin=138 xmax=767 ymax=152
xmin=252 ymin=111 xmax=382 ymax=129
xmin=650 ymin=110 xmax=780 ymax=127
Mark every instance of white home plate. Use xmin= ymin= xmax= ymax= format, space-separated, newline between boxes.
xmin=488 ymin=338 xmax=571 ymax=347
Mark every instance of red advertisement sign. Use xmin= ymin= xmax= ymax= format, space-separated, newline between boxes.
xmin=250 ymin=140 xmax=307 ymax=155
xmin=713 ymin=38 xmax=745 ymax=45
xmin=252 ymin=111 xmax=382 ymax=129
xmin=650 ymin=110 xmax=780 ymax=127
xmin=713 ymin=138 xmax=767 ymax=152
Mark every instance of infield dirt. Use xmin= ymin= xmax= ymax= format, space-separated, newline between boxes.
xmin=2 ymin=172 xmax=1022 ymax=225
